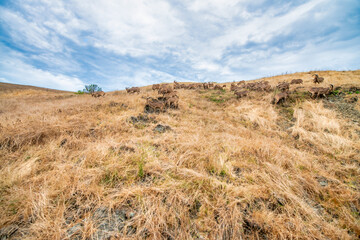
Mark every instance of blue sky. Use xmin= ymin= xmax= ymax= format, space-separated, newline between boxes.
xmin=0 ymin=0 xmax=359 ymax=91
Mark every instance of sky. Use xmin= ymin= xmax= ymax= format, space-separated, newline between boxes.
xmin=0 ymin=0 xmax=359 ymax=91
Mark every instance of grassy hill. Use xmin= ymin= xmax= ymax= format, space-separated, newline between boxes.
xmin=0 ymin=82 xmax=69 ymax=93
xmin=0 ymin=70 xmax=360 ymax=239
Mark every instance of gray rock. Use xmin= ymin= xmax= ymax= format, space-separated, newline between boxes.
xmin=65 ymin=223 xmax=83 ymax=240
xmin=64 ymin=207 xmax=130 ymax=240
xmin=153 ymin=124 xmax=171 ymax=133
xmin=316 ymin=176 xmax=328 ymax=187
xmin=0 ymin=225 xmax=19 ymax=240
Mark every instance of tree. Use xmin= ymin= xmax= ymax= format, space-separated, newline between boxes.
xmin=83 ymin=84 xmax=102 ymax=94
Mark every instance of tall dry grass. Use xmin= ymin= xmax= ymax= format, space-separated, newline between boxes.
xmin=0 ymin=70 xmax=360 ymax=239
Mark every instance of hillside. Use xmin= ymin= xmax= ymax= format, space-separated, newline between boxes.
xmin=0 ymin=82 xmax=69 ymax=93
xmin=0 ymin=70 xmax=360 ymax=239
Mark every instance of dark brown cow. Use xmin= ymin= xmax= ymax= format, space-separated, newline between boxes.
xmin=272 ymin=91 xmax=289 ymax=104
xmin=214 ymin=85 xmax=223 ymax=90
xmin=313 ymin=74 xmax=324 ymax=84
xmin=92 ymin=91 xmax=105 ymax=98
xmin=152 ymin=84 xmax=161 ymax=90
xmin=126 ymin=87 xmax=140 ymax=93
xmin=309 ymin=84 xmax=333 ymax=98
xmin=290 ymin=79 xmax=303 ymax=85
xmin=276 ymin=82 xmax=290 ymax=92
xmin=234 ymin=90 xmax=247 ymax=99
xmin=158 ymin=85 xmax=173 ymax=95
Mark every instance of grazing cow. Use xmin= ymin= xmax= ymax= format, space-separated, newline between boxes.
xmin=253 ymin=81 xmax=271 ymax=92
xmin=272 ymin=91 xmax=289 ymax=104
xmin=174 ymin=83 xmax=182 ymax=89
xmin=163 ymin=91 xmax=178 ymax=99
xmin=237 ymin=80 xmax=245 ymax=86
xmin=166 ymin=96 xmax=179 ymax=109
xmin=152 ymin=84 xmax=161 ymax=90
xmin=126 ymin=87 xmax=140 ymax=94
xmin=145 ymin=97 xmax=166 ymax=113
xmin=291 ymin=79 xmax=303 ymax=85
xmin=214 ymin=85 xmax=223 ymax=90
xmin=230 ymin=83 xmax=237 ymax=91
xmin=313 ymin=74 xmax=324 ymax=84
xmin=309 ymin=84 xmax=333 ymax=99
xmin=245 ymin=82 xmax=256 ymax=90
xmin=234 ymin=90 xmax=247 ymax=99
xmin=188 ymin=84 xmax=197 ymax=89
xmin=158 ymin=85 xmax=173 ymax=95
xmin=276 ymin=82 xmax=290 ymax=92
xmin=173 ymin=81 xmax=181 ymax=89
xmin=92 ymin=91 xmax=105 ymax=98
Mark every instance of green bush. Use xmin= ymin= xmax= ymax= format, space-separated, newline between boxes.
xmin=83 ymin=84 xmax=102 ymax=94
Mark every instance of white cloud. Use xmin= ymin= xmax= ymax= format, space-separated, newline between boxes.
xmin=0 ymin=49 xmax=85 ymax=91
xmin=0 ymin=7 xmax=63 ymax=52
xmin=68 ymin=0 xmax=185 ymax=56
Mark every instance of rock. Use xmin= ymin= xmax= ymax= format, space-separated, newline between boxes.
xmin=129 ymin=114 xmax=156 ymax=124
xmin=91 ymin=207 xmax=126 ymax=240
xmin=0 ymin=225 xmax=20 ymax=240
xmin=108 ymin=102 xmax=127 ymax=108
xmin=0 ymin=225 xmax=19 ymax=240
xmin=316 ymin=176 xmax=328 ymax=187
xmin=64 ymin=207 xmax=131 ymax=240
xmin=118 ymin=145 xmax=135 ymax=153
xmin=65 ymin=223 xmax=83 ymax=240
xmin=153 ymin=124 xmax=171 ymax=133
xmin=345 ymin=97 xmax=358 ymax=103
xmin=348 ymin=86 xmax=360 ymax=92
xmin=127 ymin=212 xmax=135 ymax=219
xmin=60 ymin=138 xmax=67 ymax=147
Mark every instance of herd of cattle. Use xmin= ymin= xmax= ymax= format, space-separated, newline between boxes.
xmin=91 ymin=73 xmax=334 ymax=108
xmin=144 ymin=84 xmax=179 ymax=113
xmin=270 ymin=74 xmax=333 ymax=104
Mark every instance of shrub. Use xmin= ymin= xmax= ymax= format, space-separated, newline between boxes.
xmin=83 ymin=84 xmax=102 ymax=94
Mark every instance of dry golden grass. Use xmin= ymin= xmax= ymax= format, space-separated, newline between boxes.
xmin=0 ymin=70 xmax=360 ymax=239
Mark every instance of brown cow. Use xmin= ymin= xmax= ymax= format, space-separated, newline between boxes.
xmin=237 ymin=80 xmax=245 ymax=85
xmin=309 ymin=84 xmax=333 ymax=99
xmin=291 ymin=79 xmax=303 ymax=85
xmin=166 ymin=96 xmax=179 ymax=109
xmin=158 ymin=85 xmax=173 ymax=95
xmin=214 ymin=85 xmax=223 ymax=90
xmin=152 ymin=84 xmax=160 ymax=90
xmin=126 ymin=87 xmax=140 ymax=94
xmin=234 ymin=90 xmax=247 ymax=99
xmin=276 ymin=82 xmax=290 ymax=92
xmin=163 ymin=91 xmax=178 ymax=99
xmin=272 ymin=91 xmax=289 ymax=104
xmin=145 ymin=97 xmax=166 ymax=113
xmin=92 ymin=91 xmax=105 ymax=98
xmin=313 ymin=74 xmax=324 ymax=84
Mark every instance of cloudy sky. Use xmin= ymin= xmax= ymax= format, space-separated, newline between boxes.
xmin=0 ymin=0 xmax=359 ymax=91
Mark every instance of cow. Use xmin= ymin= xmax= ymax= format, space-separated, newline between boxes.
xmin=291 ymin=79 xmax=303 ymax=85
xmin=126 ymin=87 xmax=140 ymax=94
xmin=313 ymin=74 xmax=324 ymax=84
xmin=92 ymin=91 xmax=105 ymax=98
